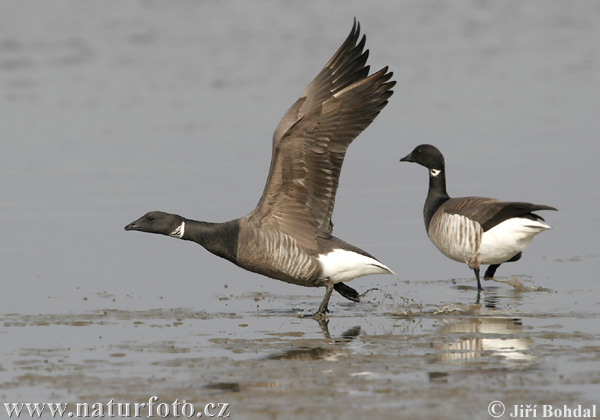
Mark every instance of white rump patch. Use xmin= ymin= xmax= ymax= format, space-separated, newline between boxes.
xmin=479 ymin=217 xmax=551 ymax=264
xmin=318 ymin=249 xmax=394 ymax=284
xmin=430 ymin=169 xmax=441 ymax=177
xmin=169 ymin=221 xmax=185 ymax=239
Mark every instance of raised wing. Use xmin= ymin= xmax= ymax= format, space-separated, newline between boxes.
xmin=248 ymin=20 xmax=395 ymax=250
xmin=441 ymin=197 xmax=557 ymax=232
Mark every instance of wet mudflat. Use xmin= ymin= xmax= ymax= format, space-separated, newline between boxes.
xmin=2 ymin=1 xmax=599 ymax=419
xmin=2 ymin=275 xmax=599 ymax=419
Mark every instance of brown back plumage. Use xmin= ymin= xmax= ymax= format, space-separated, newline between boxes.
xmin=440 ymin=197 xmax=557 ymax=232
xmin=247 ymin=21 xmax=395 ymax=251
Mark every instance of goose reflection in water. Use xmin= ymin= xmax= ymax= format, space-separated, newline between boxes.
xmin=202 ymin=324 xmax=361 ymax=395
xmin=266 ymin=324 xmax=361 ymax=361
xmin=435 ymin=317 xmax=534 ymax=363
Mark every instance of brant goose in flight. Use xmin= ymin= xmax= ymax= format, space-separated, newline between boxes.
xmin=400 ymin=144 xmax=556 ymax=290
xmin=125 ymin=21 xmax=395 ymax=318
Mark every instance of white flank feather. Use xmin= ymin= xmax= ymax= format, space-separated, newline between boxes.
xmin=479 ymin=217 xmax=551 ymax=264
xmin=318 ymin=249 xmax=394 ymax=284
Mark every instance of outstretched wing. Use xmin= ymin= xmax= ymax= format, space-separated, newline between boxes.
xmin=442 ymin=197 xmax=557 ymax=232
xmin=248 ymin=20 xmax=395 ymax=250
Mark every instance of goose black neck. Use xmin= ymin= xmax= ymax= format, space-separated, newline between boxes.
xmin=423 ymin=168 xmax=450 ymax=230
xmin=183 ymin=219 xmax=240 ymax=264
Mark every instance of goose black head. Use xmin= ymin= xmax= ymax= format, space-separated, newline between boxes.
xmin=400 ymin=144 xmax=445 ymax=174
xmin=124 ymin=211 xmax=185 ymax=238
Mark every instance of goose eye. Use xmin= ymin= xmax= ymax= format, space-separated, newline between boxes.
xmin=148 ymin=215 xmax=154 ymax=221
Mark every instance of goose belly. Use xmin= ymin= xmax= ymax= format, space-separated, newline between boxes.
xmin=428 ymin=213 xmax=482 ymax=263
xmin=318 ymin=249 xmax=393 ymax=284
xmin=236 ymin=229 xmax=319 ymax=286
xmin=479 ymin=217 xmax=551 ymax=264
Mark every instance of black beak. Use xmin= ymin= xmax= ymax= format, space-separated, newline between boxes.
xmin=399 ymin=153 xmax=413 ymax=162
xmin=124 ymin=220 xmax=140 ymax=231
xmin=125 ymin=214 xmax=146 ymax=231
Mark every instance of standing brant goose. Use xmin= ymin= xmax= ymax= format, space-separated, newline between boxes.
xmin=400 ymin=144 xmax=556 ymax=290
xmin=125 ymin=21 xmax=395 ymax=318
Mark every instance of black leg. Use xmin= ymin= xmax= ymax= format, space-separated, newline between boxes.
xmin=334 ymin=282 xmax=360 ymax=302
xmin=313 ymin=284 xmax=334 ymax=320
xmin=484 ymin=264 xmax=500 ymax=280
xmin=474 ymin=267 xmax=483 ymax=291
xmin=485 ymin=252 xmax=522 ymax=280
xmin=508 ymin=251 xmax=522 ymax=263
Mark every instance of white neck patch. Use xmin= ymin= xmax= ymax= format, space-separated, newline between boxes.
xmin=430 ymin=169 xmax=441 ymax=177
xmin=170 ymin=221 xmax=185 ymax=239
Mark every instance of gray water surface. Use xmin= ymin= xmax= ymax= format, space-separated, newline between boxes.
xmin=1 ymin=2 xmax=599 ymax=419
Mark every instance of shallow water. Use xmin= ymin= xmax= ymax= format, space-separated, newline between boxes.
xmin=1 ymin=1 xmax=599 ymax=419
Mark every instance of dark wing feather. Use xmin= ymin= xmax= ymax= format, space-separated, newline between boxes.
xmin=271 ymin=19 xmax=369 ymax=151
xmin=249 ymin=21 xmax=395 ymax=250
xmin=441 ymin=197 xmax=557 ymax=232
xmin=478 ymin=201 xmax=557 ymax=231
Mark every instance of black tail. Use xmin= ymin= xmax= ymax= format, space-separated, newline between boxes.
xmin=482 ymin=202 xmax=557 ymax=231
xmin=334 ymin=282 xmax=360 ymax=302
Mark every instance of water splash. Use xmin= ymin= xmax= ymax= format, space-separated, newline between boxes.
xmin=433 ymin=303 xmax=482 ymax=315
xmin=488 ymin=276 xmax=544 ymax=292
